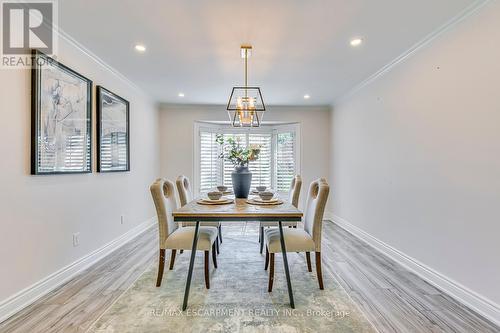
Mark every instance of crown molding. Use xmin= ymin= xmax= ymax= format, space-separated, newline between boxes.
xmin=333 ymin=0 xmax=492 ymax=106
xmin=55 ymin=28 xmax=150 ymax=99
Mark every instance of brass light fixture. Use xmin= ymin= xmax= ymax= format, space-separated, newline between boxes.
xmin=226 ymin=45 xmax=266 ymax=127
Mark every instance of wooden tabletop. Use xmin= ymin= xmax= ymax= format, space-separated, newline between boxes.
xmin=173 ymin=197 xmax=303 ymax=222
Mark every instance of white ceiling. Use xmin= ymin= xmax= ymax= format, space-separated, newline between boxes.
xmin=59 ymin=0 xmax=476 ymax=105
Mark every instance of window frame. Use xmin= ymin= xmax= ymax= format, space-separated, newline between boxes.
xmin=193 ymin=121 xmax=301 ymax=195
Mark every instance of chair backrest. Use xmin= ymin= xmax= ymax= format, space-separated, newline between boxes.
xmin=150 ymin=179 xmax=178 ymax=249
xmin=288 ymin=175 xmax=302 ymax=208
xmin=176 ymin=175 xmax=193 ymax=207
xmin=303 ymin=178 xmax=330 ymax=251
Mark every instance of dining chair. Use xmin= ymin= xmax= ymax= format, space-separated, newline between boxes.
xmin=258 ymin=175 xmax=302 ymax=253
xmin=176 ymin=175 xmax=223 ymax=248
xmin=264 ymin=178 xmax=329 ymax=291
xmin=150 ymin=178 xmax=218 ymax=289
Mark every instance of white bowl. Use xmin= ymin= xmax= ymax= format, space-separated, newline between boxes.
xmin=258 ymin=191 xmax=274 ymax=201
xmin=207 ymin=191 xmax=223 ymax=200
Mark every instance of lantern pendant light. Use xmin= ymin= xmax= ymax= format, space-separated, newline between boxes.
xmin=226 ymin=45 xmax=266 ymax=127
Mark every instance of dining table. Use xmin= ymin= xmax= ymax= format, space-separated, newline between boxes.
xmin=173 ymin=195 xmax=303 ymax=310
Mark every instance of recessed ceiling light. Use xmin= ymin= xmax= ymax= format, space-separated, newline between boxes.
xmin=350 ymin=38 xmax=363 ymax=47
xmin=134 ymin=44 xmax=146 ymax=52
xmin=178 ymin=92 xmax=185 ymax=97
xmin=303 ymin=94 xmax=310 ymax=99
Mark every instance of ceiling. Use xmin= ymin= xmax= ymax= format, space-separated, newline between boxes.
xmin=59 ymin=0 xmax=476 ymax=105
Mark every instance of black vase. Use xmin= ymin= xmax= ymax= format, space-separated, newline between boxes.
xmin=231 ymin=165 xmax=252 ymax=198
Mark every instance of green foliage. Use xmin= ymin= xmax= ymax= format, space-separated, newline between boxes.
xmin=216 ymin=134 xmax=261 ymax=167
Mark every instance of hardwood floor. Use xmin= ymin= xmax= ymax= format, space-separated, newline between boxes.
xmin=0 ymin=228 xmax=157 ymax=333
xmin=0 ymin=222 xmax=498 ymax=333
xmin=322 ymin=223 xmax=499 ymax=333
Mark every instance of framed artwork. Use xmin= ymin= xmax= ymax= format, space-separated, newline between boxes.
xmin=96 ymin=86 xmax=130 ymax=172
xmin=31 ymin=50 xmax=92 ymax=175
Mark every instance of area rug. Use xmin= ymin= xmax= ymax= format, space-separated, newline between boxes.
xmin=88 ymin=223 xmax=375 ymax=332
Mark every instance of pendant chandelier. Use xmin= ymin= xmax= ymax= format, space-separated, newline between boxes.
xmin=226 ymin=45 xmax=266 ymax=127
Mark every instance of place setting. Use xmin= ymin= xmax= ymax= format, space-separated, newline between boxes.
xmin=247 ymin=186 xmax=283 ymax=206
xmin=196 ymin=185 xmax=234 ymax=205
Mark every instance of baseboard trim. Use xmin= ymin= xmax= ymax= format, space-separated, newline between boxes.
xmin=329 ymin=213 xmax=500 ymax=327
xmin=0 ymin=217 xmax=156 ymax=323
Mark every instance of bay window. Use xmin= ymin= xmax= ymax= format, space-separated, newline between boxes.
xmin=194 ymin=122 xmax=300 ymax=195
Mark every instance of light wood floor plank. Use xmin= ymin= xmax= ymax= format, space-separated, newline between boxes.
xmin=0 ymin=222 xmax=498 ymax=333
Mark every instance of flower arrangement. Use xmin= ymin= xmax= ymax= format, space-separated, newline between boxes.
xmin=216 ymin=134 xmax=261 ymax=167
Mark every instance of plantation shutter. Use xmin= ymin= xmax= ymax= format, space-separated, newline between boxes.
xmin=276 ymin=132 xmax=296 ymax=192
xmin=248 ymin=133 xmax=272 ymax=189
xmin=199 ymin=131 xmax=220 ymax=192
xmin=222 ymin=133 xmax=246 ymax=187
xmin=196 ymin=124 xmax=299 ymax=194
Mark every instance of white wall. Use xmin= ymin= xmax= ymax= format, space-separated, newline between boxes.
xmin=330 ymin=0 xmax=500 ymax=312
xmin=0 ymin=36 xmax=159 ymax=305
xmin=159 ymin=104 xmax=330 ymax=208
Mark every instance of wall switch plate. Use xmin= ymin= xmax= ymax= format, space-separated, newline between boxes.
xmin=73 ymin=233 xmax=80 ymax=247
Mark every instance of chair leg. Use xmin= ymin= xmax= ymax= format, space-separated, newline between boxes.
xmin=315 ymin=252 xmax=324 ymax=290
xmin=212 ymin=242 xmax=218 ymax=268
xmin=216 ymin=236 xmax=220 ymax=255
xmin=259 ymin=226 xmax=264 ymax=254
xmin=306 ymin=252 xmax=312 ymax=272
xmin=169 ymin=249 xmax=177 ymax=270
xmin=204 ymin=251 xmax=210 ymax=289
xmin=268 ymin=253 xmax=274 ymax=292
xmin=265 ymin=246 xmax=269 ymax=270
xmin=218 ymin=224 xmax=222 ymax=243
xmin=156 ymin=249 xmax=165 ymax=287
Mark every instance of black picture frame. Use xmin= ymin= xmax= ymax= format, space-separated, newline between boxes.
xmin=31 ymin=50 xmax=93 ymax=175
xmin=96 ymin=86 xmax=130 ymax=172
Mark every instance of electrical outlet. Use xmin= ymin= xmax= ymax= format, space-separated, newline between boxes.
xmin=120 ymin=215 xmax=125 ymax=225
xmin=73 ymin=233 xmax=80 ymax=247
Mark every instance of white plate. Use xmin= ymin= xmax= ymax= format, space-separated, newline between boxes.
xmin=253 ymin=197 xmax=279 ymax=203
xmin=246 ymin=198 xmax=283 ymax=206
xmin=203 ymin=197 xmax=230 ymax=202
xmin=197 ymin=198 xmax=234 ymax=205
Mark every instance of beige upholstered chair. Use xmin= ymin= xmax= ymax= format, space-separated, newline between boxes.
xmin=176 ymin=175 xmax=223 ymax=246
xmin=259 ymin=175 xmax=302 ymax=253
xmin=150 ymin=178 xmax=218 ymax=289
xmin=264 ymin=178 xmax=329 ymax=291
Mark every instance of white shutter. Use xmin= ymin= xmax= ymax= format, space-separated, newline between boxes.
xmin=199 ymin=131 xmax=220 ymax=192
xmin=222 ymin=133 xmax=246 ymax=187
xmin=276 ymin=132 xmax=295 ymax=192
xmin=249 ymin=133 xmax=272 ymax=189
xmin=196 ymin=124 xmax=299 ymax=194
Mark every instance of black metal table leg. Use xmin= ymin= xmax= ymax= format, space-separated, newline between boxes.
xmin=182 ymin=221 xmax=200 ymax=311
xmin=278 ymin=221 xmax=295 ymax=308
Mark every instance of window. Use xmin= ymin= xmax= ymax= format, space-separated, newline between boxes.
xmin=199 ymin=131 xmax=220 ymax=192
xmin=194 ymin=123 xmax=300 ymax=194
xmin=276 ymin=132 xmax=295 ymax=192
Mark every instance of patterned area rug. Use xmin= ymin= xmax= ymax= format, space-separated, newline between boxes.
xmin=88 ymin=223 xmax=375 ymax=332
